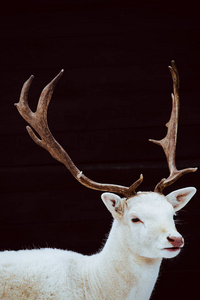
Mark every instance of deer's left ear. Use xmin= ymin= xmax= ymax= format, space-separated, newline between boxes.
xmin=166 ymin=187 xmax=197 ymax=212
xmin=101 ymin=193 xmax=125 ymax=220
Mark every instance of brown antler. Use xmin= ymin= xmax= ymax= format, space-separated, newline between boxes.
xmin=15 ymin=69 xmax=143 ymax=198
xmin=149 ymin=60 xmax=197 ymax=193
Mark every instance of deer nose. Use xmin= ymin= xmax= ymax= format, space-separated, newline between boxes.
xmin=167 ymin=236 xmax=184 ymax=247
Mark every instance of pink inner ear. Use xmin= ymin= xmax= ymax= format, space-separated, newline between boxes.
xmin=111 ymin=200 xmax=116 ymax=207
xmin=177 ymin=194 xmax=184 ymax=202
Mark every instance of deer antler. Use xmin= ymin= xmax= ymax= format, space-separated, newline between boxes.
xmin=149 ymin=61 xmax=197 ymax=193
xmin=15 ymin=69 xmax=143 ymax=198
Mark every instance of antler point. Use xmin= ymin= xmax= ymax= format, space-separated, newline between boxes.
xmin=28 ymin=75 xmax=34 ymax=83
xmin=149 ymin=138 xmax=161 ymax=146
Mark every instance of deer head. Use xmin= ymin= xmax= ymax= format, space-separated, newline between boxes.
xmin=15 ymin=61 xmax=197 ymax=259
xmin=101 ymin=188 xmax=196 ymax=259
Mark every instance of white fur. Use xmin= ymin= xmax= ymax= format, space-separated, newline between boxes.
xmin=0 ymin=187 xmax=196 ymax=299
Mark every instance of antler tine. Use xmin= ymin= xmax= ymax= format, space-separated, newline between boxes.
xmin=36 ymin=69 xmax=65 ymax=124
xmin=149 ymin=60 xmax=197 ymax=193
xmin=15 ymin=75 xmax=34 ymax=121
xmin=15 ymin=70 xmax=143 ymax=198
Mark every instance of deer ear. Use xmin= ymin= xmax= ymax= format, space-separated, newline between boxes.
xmin=166 ymin=187 xmax=196 ymax=212
xmin=101 ymin=193 xmax=125 ymax=220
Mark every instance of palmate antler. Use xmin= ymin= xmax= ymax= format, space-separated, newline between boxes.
xmin=15 ymin=69 xmax=143 ymax=198
xmin=149 ymin=61 xmax=197 ymax=193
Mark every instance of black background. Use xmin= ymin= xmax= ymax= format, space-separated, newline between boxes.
xmin=0 ymin=1 xmax=200 ymax=299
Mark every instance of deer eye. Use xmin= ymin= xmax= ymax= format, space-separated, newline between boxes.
xmin=131 ymin=217 xmax=141 ymax=223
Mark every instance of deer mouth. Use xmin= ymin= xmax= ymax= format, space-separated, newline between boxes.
xmin=163 ymin=247 xmax=181 ymax=252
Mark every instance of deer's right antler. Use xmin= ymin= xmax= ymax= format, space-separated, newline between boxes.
xmin=149 ymin=61 xmax=197 ymax=193
xmin=15 ymin=70 xmax=143 ymax=198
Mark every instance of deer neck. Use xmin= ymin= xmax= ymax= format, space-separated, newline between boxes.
xmin=95 ymin=220 xmax=162 ymax=300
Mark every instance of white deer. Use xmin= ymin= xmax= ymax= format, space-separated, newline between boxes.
xmin=0 ymin=61 xmax=197 ymax=300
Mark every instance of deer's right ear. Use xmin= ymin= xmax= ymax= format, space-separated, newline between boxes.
xmin=101 ymin=193 xmax=124 ymax=220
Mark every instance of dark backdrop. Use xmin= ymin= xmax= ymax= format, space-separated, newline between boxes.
xmin=0 ymin=1 xmax=199 ymax=299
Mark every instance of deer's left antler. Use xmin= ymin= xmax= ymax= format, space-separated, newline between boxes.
xmin=149 ymin=61 xmax=197 ymax=193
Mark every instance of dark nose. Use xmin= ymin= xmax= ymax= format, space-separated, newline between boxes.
xmin=167 ymin=236 xmax=184 ymax=247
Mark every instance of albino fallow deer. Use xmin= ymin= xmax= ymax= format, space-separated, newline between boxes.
xmin=0 ymin=61 xmax=197 ymax=300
